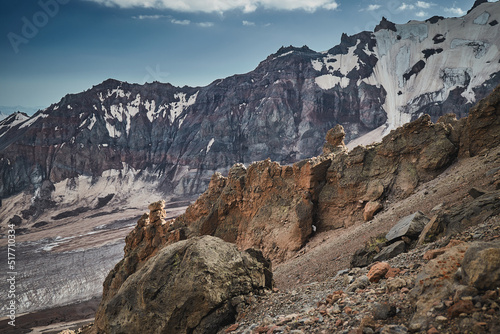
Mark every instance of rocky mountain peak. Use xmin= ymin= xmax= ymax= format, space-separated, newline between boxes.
xmin=468 ymin=0 xmax=489 ymax=14
xmin=374 ymin=17 xmax=397 ymax=32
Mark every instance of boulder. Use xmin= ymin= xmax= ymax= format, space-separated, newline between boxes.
xmin=363 ymin=201 xmax=383 ymax=221
xmin=417 ymin=214 xmax=447 ymax=245
xmin=367 ymin=262 xmax=390 ymax=283
xmin=94 ymin=236 xmax=272 ymax=334
xmin=373 ymin=241 xmax=406 ymax=262
xmin=386 ymin=211 xmax=430 ymax=242
xmin=461 ymin=240 xmax=500 ymax=290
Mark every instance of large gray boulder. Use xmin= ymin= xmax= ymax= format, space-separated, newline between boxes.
xmin=462 ymin=240 xmax=500 ymax=290
xmin=94 ymin=235 xmax=272 ymax=334
xmin=386 ymin=211 xmax=430 ymax=242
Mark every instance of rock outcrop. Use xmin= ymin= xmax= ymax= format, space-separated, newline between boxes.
xmin=114 ymin=84 xmax=500 ymax=271
xmin=90 ymin=82 xmax=500 ymax=334
xmin=94 ymin=236 xmax=272 ymax=334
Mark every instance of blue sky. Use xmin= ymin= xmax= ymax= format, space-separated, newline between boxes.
xmin=0 ymin=0 xmax=486 ymax=112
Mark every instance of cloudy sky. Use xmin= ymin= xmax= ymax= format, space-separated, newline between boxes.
xmin=0 ymin=0 xmax=489 ymax=111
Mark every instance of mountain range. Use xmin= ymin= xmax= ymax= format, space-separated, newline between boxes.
xmin=0 ymin=0 xmax=500 ymax=320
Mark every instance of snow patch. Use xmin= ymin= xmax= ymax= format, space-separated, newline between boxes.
xmin=315 ymin=74 xmax=349 ymax=90
xmin=19 ymin=113 xmax=49 ymax=129
xmin=128 ymin=94 xmax=141 ymax=117
xmin=311 ymin=59 xmax=323 ymax=72
xmin=168 ymin=91 xmax=198 ymax=126
xmin=87 ymin=114 xmax=97 ymax=130
xmin=473 ymin=12 xmax=490 ymax=25
xmin=277 ymin=50 xmax=294 ymax=58
xmin=396 ymin=45 xmax=411 ymax=88
xmin=206 ymin=138 xmax=215 ymax=153
xmin=67 ymin=105 xmax=72 ymax=110
xmin=105 ymin=121 xmax=122 ymax=138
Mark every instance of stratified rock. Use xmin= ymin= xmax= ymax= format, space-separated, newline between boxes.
xmin=386 ymin=212 xmax=430 ymax=242
xmin=350 ymin=248 xmax=379 ymax=268
xmin=461 ymin=240 xmax=500 ymax=290
xmin=94 ymin=236 xmax=272 ymax=334
xmin=174 ymin=157 xmax=331 ymax=262
xmin=318 ymin=115 xmax=458 ymax=229
xmin=373 ymin=240 xmax=406 ymax=262
xmin=443 ymin=190 xmax=500 ymax=236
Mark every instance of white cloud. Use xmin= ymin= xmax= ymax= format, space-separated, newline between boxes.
xmin=398 ymin=3 xmax=415 ymax=10
xmin=242 ymin=20 xmax=256 ymax=26
xmin=444 ymin=6 xmax=465 ymax=16
xmin=132 ymin=14 xmax=167 ymax=20
xmin=171 ymin=19 xmax=191 ymax=25
xmin=366 ymin=4 xmax=381 ymax=11
xmin=416 ymin=1 xmax=432 ymax=9
xmin=85 ymin=0 xmax=340 ymax=13
xmin=197 ymin=22 xmax=214 ymax=28
xmin=415 ymin=10 xmax=427 ymax=17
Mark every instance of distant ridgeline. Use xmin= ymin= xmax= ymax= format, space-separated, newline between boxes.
xmin=1 ymin=1 xmax=500 ymax=207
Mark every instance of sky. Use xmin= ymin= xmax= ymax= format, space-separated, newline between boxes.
xmin=0 ymin=0 xmax=490 ymax=112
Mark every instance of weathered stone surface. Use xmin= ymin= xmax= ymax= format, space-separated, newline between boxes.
xmin=318 ymin=116 xmax=458 ymax=229
xmin=443 ymin=190 xmax=500 ymax=236
xmin=94 ymin=236 xmax=272 ymax=334
xmin=461 ymin=240 xmax=500 ymax=290
xmin=460 ymin=83 xmax=500 ymax=157
xmin=174 ymin=157 xmax=331 ymax=262
xmin=363 ymin=201 xmax=383 ymax=221
xmin=350 ymin=247 xmax=379 ymax=268
xmin=322 ymin=125 xmax=348 ymax=155
xmin=417 ymin=214 xmax=447 ymax=245
xmin=409 ymin=242 xmax=471 ymax=328
xmin=386 ymin=212 xmax=430 ymax=242
xmin=373 ymin=240 xmax=406 ymax=262
xmin=367 ymin=262 xmax=390 ymax=283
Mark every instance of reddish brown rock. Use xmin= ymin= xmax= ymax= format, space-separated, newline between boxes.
xmin=447 ymin=300 xmax=474 ymax=319
xmin=318 ymin=115 xmax=458 ymax=229
xmin=367 ymin=262 xmax=390 ymax=283
xmin=363 ymin=201 xmax=383 ymax=221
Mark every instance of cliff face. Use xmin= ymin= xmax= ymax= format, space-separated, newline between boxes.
xmin=1 ymin=2 xmax=500 ymax=209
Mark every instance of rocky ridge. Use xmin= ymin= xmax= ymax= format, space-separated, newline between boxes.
xmin=87 ymin=84 xmax=500 ymax=332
